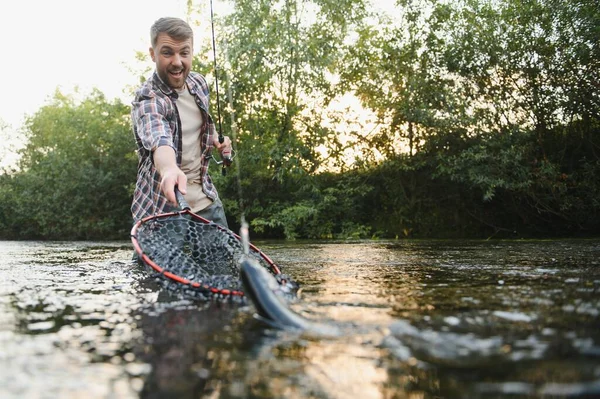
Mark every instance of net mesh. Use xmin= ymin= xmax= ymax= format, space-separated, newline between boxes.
xmin=133 ymin=212 xmax=295 ymax=301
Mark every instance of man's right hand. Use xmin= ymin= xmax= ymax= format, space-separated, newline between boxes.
xmin=160 ymin=166 xmax=187 ymax=206
xmin=154 ymin=146 xmax=187 ymax=206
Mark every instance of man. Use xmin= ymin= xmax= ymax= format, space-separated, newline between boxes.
xmin=131 ymin=17 xmax=231 ymax=227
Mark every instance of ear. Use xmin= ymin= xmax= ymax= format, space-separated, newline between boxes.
xmin=149 ymin=46 xmax=156 ymax=62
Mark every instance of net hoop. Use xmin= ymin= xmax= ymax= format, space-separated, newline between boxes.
xmin=130 ymin=209 xmax=282 ymax=298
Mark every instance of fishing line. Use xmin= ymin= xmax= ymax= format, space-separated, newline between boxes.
xmin=209 ymin=0 xmax=224 ymax=141
xmin=208 ymin=0 xmax=249 ymax=252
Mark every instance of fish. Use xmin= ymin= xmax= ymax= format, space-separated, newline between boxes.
xmin=239 ymin=257 xmax=340 ymax=337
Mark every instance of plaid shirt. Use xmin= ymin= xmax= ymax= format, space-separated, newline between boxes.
xmin=130 ymin=71 xmax=219 ymax=222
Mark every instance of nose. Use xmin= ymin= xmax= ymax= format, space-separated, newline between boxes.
xmin=172 ymin=54 xmax=183 ymax=66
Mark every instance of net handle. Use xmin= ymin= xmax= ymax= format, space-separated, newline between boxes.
xmin=175 ymin=186 xmax=191 ymax=211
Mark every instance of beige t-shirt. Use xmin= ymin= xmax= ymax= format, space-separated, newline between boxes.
xmin=177 ymin=85 xmax=213 ymax=212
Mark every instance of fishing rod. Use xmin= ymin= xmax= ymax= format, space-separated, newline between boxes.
xmin=209 ymin=0 xmax=234 ymax=175
xmin=206 ymin=0 xmax=249 ymax=248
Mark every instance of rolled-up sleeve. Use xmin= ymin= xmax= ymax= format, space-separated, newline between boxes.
xmin=132 ymin=95 xmax=176 ymax=153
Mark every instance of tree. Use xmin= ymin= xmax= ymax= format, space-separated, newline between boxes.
xmin=0 ymin=89 xmax=136 ymax=239
xmin=436 ymin=0 xmax=600 ymax=233
xmin=213 ymin=0 xmax=370 ymax=236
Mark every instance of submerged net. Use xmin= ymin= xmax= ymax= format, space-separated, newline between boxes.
xmin=132 ymin=211 xmax=295 ymax=301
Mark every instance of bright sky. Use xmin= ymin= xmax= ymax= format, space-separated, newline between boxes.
xmin=0 ymin=0 xmax=225 ymax=129
xmin=0 ymin=0 xmax=232 ymax=167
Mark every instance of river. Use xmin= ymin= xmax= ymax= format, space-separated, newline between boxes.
xmin=0 ymin=239 xmax=598 ymax=398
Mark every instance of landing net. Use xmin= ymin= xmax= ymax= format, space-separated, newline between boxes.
xmin=131 ymin=210 xmax=292 ymax=301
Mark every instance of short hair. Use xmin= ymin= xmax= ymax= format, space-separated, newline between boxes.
xmin=150 ymin=17 xmax=194 ymax=48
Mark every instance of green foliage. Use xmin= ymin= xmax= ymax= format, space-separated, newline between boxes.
xmin=0 ymin=90 xmax=136 ymax=240
xmin=220 ymin=0 xmax=368 ymax=180
xmin=247 ymin=172 xmax=373 ymax=239
xmin=340 ymin=0 xmax=468 ymax=158
xmin=441 ymin=0 xmax=599 ymax=134
xmin=435 ymin=131 xmax=534 ymax=201
xmin=216 ymin=0 xmax=599 ymax=239
xmin=430 ymin=0 xmax=600 ymax=234
xmin=1 ymin=0 xmax=598 ymax=240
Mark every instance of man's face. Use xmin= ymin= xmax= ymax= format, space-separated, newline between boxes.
xmin=150 ymin=33 xmax=192 ymax=90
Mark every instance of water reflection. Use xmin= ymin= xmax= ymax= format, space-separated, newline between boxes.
xmin=0 ymin=239 xmax=598 ymax=398
xmin=370 ymin=240 xmax=600 ymax=398
xmin=0 ymin=242 xmax=145 ymax=397
xmin=134 ymin=301 xmax=248 ymax=397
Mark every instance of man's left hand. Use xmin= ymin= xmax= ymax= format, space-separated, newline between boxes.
xmin=214 ymin=135 xmax=233 ymax=164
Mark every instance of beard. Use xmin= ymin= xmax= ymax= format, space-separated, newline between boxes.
xmin=158 ymin=67 xmax=187 ymax=90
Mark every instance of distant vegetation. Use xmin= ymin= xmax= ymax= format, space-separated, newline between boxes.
xmin=0 ymin=0 xmax=598 ymax=240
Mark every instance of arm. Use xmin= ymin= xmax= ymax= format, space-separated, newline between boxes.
xmin=132 ymin=93 xmax=185 ymax=207
xmin=153 ymin=145 xmax=187 ymax=206
xmin=194 ymin=73 xmax=233 ymax=160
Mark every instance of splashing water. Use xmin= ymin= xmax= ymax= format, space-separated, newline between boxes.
xmin=0 ymin=239 xmax=598 ymax=398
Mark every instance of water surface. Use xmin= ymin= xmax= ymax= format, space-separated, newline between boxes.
xmin=0 ymin=239 xmax=598 ymax=398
